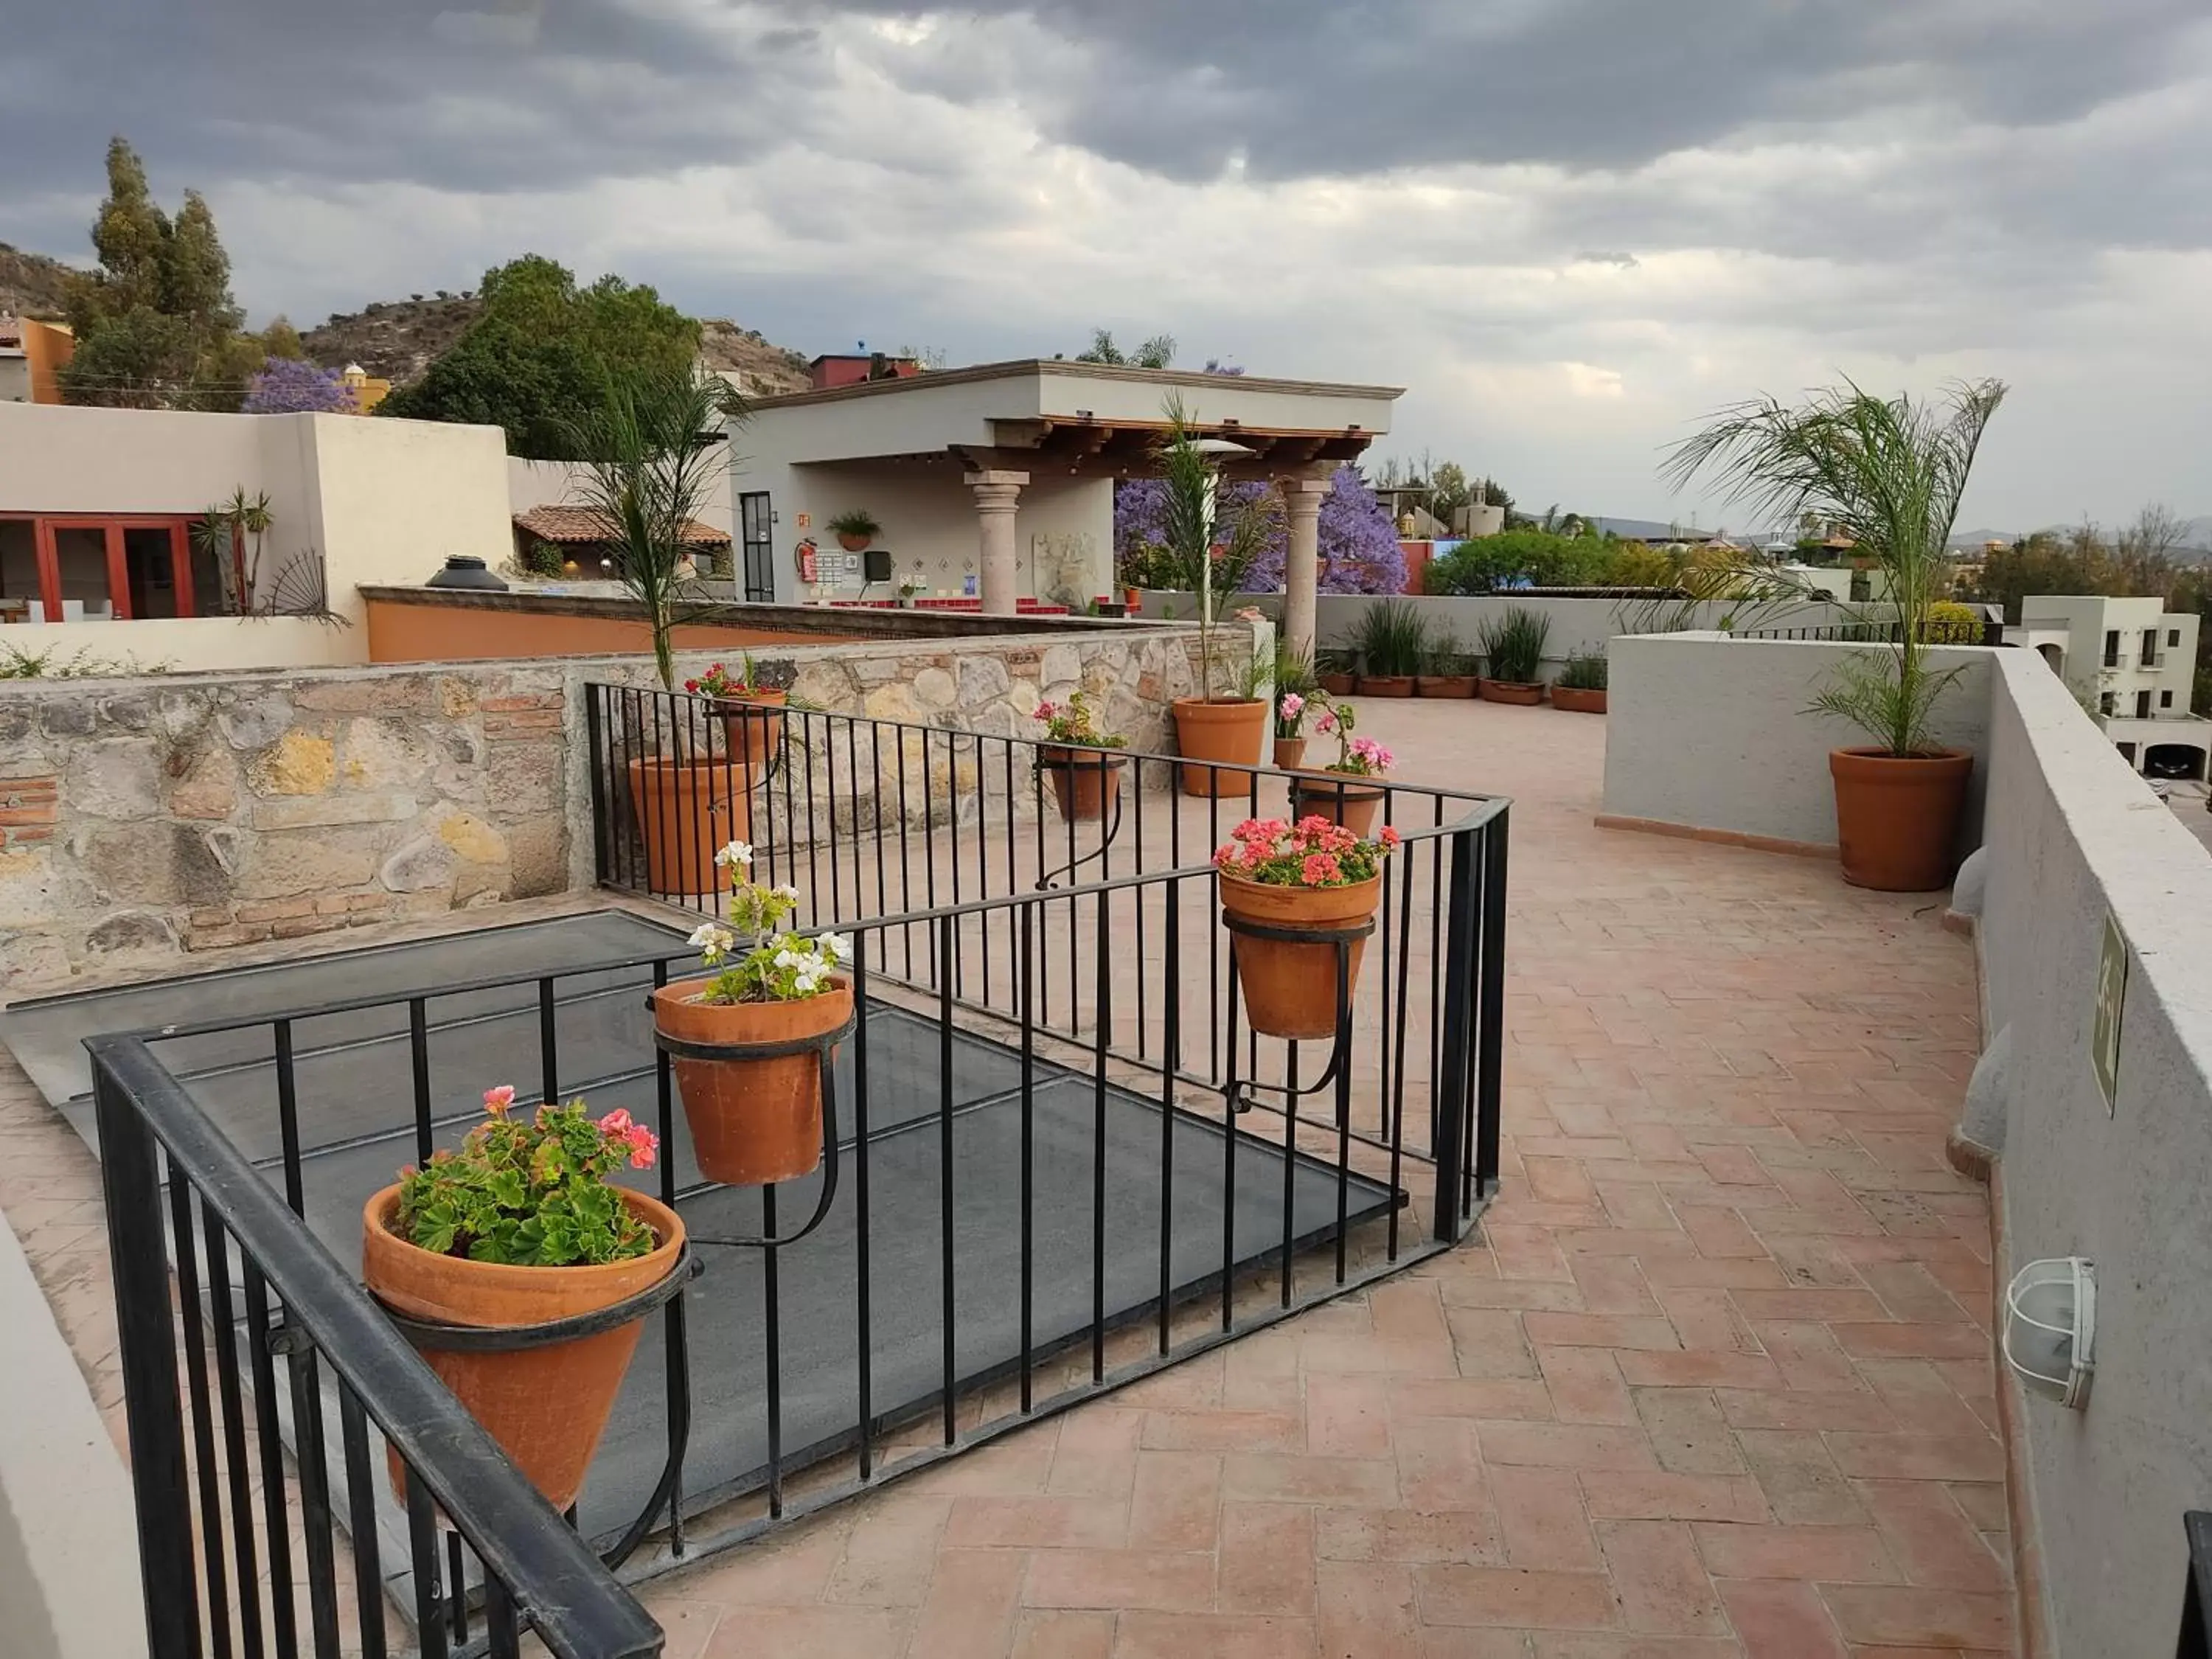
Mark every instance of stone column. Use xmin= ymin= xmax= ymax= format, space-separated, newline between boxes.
xmin=1279 ymin=476 xmax=1329 ymax=661
xmin=964 ymin=470 xmax=1029 ymax=615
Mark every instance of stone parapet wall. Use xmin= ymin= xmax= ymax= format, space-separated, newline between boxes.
xmin=0 ymin=625 xmax=1222 ymax=995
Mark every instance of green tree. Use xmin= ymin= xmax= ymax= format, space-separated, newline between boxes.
xmin=380 ymin=254 xmax=700 ymax=459
xmin=260 ymin=316 xmax=305 ymax=360
xmin=1077 ymin=328 xmax=1175 ymax=369
xmin=59 ymin=137 xmax=252 ymax=410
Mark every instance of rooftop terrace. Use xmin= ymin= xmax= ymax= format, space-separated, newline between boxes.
xmin=0 ymin=692 xmax=2010 ymax=1657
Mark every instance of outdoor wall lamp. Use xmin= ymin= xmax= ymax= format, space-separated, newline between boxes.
xmin=2003 ymin=1256 xmax=2097 ymax=1408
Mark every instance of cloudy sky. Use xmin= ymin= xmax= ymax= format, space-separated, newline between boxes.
xmin=4 ymin=0 xmax=2210 ymax=529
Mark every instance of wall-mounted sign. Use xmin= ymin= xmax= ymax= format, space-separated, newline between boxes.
xmin=2092 ymin=911 xmax=2128 ymax=1116
xmin=795 ymin=512 xmax=812 ymax=530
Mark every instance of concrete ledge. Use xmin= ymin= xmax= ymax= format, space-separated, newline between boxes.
xmin=1592 ymin=813 xmax=1837 ymax=861
xmin=0 ymin=1208 xmax=146 ymax=1659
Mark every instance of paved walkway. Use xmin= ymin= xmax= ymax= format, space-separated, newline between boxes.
xmin=634 ymin=697 xmax=2010 ymax=1658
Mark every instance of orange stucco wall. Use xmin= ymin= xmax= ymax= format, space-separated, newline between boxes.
xmin=21 ymin=320 xmax=74 ymax=405
xmin=365 ymin=599 xmax=863 ymax=664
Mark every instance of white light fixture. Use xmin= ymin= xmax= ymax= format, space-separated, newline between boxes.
xmin=2003 ymin=1256 xmax=2096 ymax=1408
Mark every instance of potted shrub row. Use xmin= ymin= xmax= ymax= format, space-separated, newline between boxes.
xmin=1551 ymin=651 xmax=1608 ymax=713
xmin=1352 ymin=599 xmax=1425 ymax=696
xmin=1215 ymin=815 xmax=1402 ymax=1040
xmin=1415 ymin=629 xmax=1478 ymax=698
xmin=1475 ymin=608 xmax=1551 ymax=704
xmin=1665 ymin=376 xmax=2007 ymax=891
xmin=1033 ymin=691 xmax=1127 ymax=821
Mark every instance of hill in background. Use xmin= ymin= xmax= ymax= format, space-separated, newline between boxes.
xmin=300 ymin=295 xmax=813 ymax=397
xmin=0 ymin=243 xmax=77 ymax=318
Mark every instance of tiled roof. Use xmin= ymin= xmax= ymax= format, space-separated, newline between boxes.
xmin=513 ymin=504 xmax=730 ymax=547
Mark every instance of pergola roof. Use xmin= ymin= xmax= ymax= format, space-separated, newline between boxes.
xmin=745 ymin=358 xmax=1402 ymax=481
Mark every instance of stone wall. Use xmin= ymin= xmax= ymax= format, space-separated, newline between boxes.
xmin=0 ymin=624 xmax=1222 ymax=995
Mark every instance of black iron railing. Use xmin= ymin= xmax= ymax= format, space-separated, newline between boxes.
xmin=2183 ymin=1511 xmax=2212 ymax=1655
xmin=94 ymin=682 xmax=1506 ymax=1635
xmin=1733 ymin=620 xmax=1907 ymax=642
xmin=88 ymin=1034 xmax=663 ymax=1659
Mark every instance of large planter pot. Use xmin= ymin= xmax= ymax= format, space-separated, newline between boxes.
xmin=713 ymin=688 xmax=787 ymax=769
xmin=1040 ymin=745 xmax=1126 ymax=821
xmin=1318 ymin=672 xmax=1357 ymax=697
xmin=1273 ymin=737 xmax=1308 ymax=771
xmin=1172 ymin=698 xmax=1268 ymax=798
xmin=626 ymin=756 xmax=748 ymax=897
xmin=1829 ymin=748 xmax=1972 ymax=892
xmin=1478 ymin=679 xmax=1545 ymax=706
xmin=1550 ymin=686 xmax=1607 ymax=714
xmin=1287 ymin=771 xmax=1386 ymax=840
xmin=1219 ymin=873 xmax=1382 ymax=1040
xmin=1357 ymin=675 xmax=1414 ymax=698
xmin=361 ymin=1186 xmax=684 ymax=1512
xmin=651 ymin=976 xmax=852 ymax=1186
xmin=1415 ymin=675 xmax=1478 ymax=699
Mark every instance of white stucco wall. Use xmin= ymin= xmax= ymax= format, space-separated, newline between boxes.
xmin=0 ymin=1210 xmax=147 ymax=1659
xmin=1971 ymin=647 xmax=2212 ymax=1655
xmin=0 ymin=615 xmax=358 ymax=672
xmin=1312 ymin=594 xmax=1868 ymax=675
xmin=307 ymin=414 xmax=513 ymax=611
xmin=1601 ymin=632 xmax=1996 ymax=849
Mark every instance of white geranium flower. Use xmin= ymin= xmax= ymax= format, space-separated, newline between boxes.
xmin=820 ymin=931 xmax=853 ymax=963
xmin=714 ymin=840 xmax=754 ymax=869
xmin=773 ymin=947 xmax=798 ymax=969
xmin=775 ymin=883 xmax=801 ymax=901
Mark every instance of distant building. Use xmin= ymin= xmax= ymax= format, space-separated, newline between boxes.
xmin=0 ymin=314 xmax=75 ymax=405
xmin=2006 ymin=594 xmax=2208 ymax=779
xmin=340 ymin=362 xmax=392 ymax=413
xmin=807 ymin=350 xmax=922 ymax=392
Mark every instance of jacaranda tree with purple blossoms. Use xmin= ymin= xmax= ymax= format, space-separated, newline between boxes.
xmin=242 ymin=356 xmax=358 ymax=414
xmin=1115 ymin=464 xmax=1404 ymax=595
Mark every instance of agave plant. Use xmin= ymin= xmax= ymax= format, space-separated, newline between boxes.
xmin=1353 ymin=599 xmax=1430 ymax=678
xmin=1663 ymin=378 xmax=2006 ymax=757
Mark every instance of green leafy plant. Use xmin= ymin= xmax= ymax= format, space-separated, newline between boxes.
xmin=560 ymin=366 xmax=744 ymax=694
xmin=1033 ymin=691 xmax=1124 ymax=748
xmin=1475 ymin=607 xmax=1551 ymax=684
xmin=1423 ymin=627 xmax=1466 ymax=676
xmin=1664 ymin=378 xmax=2006 ymax=756
xmin=1152 ymin=395 xmax=1280 ymax=699
xmin=1353 ymin=599 xmax=1429 ymax=677
xmin=827 ymin=509 xmax=880 ymax=540
xmin=1557 ymin=650 xmax=1609 ymax=691
xmin=395 ymin=1086 xmax=660 ymax=1266
xmin=683 ymin=842 xmax=851 ymax=1005
xmin=519 ymin=537 xmax=565 ymax=577
xmin=1916 ymin=601 xmax=1982 ymax=644
xmin=1 ymin=644 xmax=172 ymax=678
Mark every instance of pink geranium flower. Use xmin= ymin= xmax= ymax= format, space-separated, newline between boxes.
xmin=483 ymin=1084 xmax=517 ymax=1115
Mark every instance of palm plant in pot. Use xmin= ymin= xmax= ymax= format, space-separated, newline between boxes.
xmin=1354 ymin=599 xmax=1427 ymax=695
xmin=1289 ymin=699 xmax=1394 ymax=838
xmin=1665 ymin=378 xmax=2006 ymax=891
xmin=1475 ymin=607 xmax=1551 ymax=703
xmin=1156 ymin=397 xmax=1281 ymax=796
xmin=1215 ymin=815 xmax=1402 ymax=1040
xmin=361 ymin=1087 xmax=681 ymax=1511
xmin=1551 ymin=650 xmax=1608 ymax=713
xmin=654 ymin=845 xmax=854 ymax=1184
xmin=565 ymin=366 xmax=747 ymax=896
xmin=1034 ymin=691 xmax=1128 ymax=821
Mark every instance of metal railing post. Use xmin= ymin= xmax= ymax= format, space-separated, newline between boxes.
xmin=1431 ymin=828 xmax=1476 ymax=1242
xmin=1475 ymin=807 xmax=1510 ymax=1200
xmin=91 ymin=1054 xmax=201 ymax=1659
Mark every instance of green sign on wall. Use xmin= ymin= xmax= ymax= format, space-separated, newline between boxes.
xmin=2092 ymin=911 xmax=2128 ymax=1116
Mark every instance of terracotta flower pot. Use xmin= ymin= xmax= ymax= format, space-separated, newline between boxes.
xmin=1040 ymin=745 xmax=1126 ymax=821
xmin=1829 ymin=748 xmax=1972 ymax=892
xmin=1478 ymin=679 xmax=1545 ymax=706
xmin=626 ymin=756 xmax=749 ymax=897
xmin=1172 ymin=698 xmax=1268 ymax=797
xmin=1124 ymin=585 xmax=1143 ymax=610
xmin=1318 ymin=672 xmax=1357 ymax=696
xmin=1414 ymin=675 xmax=1478 ymax=699
xmin=1219 ymin=873 xmax=1382 ymax=1040
xmin=651 ymin=976 xmax=852 ymax=1185
xmin=1550 ymin=686 xmax=1607 ymax=714
xmin=1357 ymin=675 xmax=1414 ymax=698
xmin=714 ymin=687 xmax=787 ymax=768
xmin=836 ymin=532 xmax=872 ymax=553
xmin=1273 ymin=737 xmax=1309 ymax=771
xmin=361 ymin=1186 xmax=684 ymax=1512
xmin=1287 ymin=771 xmax=1386 ymax=839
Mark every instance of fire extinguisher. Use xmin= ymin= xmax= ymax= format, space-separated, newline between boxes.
xmin=794 ymin=538 xmax=819 ymax=585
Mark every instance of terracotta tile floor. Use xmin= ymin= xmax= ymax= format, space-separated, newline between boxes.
xmin=633 ymin=696 xmax=2009 ymax=1658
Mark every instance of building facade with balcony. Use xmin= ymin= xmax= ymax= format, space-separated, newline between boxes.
xmin=2006 ymin=593 xmax=2208 ymax=779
